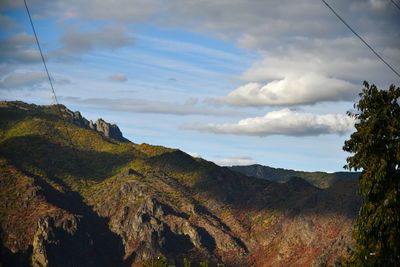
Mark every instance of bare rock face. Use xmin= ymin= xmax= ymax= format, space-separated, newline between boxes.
xmin=98 ymin=180 xmax=248 ymax=266
xmin=94 ymin=119 xmax=127 ymax=142
xmin=31 ymin=216 xmax=80 ymax=267
xmin=31 ymin=218 xmax=50 ymax=267
xmin=60 ymin=106 xmax=129 ymax=142
xmin=88 ymin=120 xmax=95 ymax=130
xmin=60 ymin=107 xmax=90 ymax=128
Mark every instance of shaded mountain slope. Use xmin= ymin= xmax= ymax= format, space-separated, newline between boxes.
xmin=229 ymin=164 xmax=359 ymax=188
xmin=0 ymin=101 xmax=360 ymax=266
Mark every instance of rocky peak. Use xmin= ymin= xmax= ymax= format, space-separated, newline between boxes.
xmin=60 ymin=106 xmax=129 ymax=143
xmin=94 ymin=118 xmax=127 ymax=142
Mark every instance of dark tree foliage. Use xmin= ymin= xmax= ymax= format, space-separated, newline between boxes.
xmin=343 ymin=81 xmax=400 ymax=266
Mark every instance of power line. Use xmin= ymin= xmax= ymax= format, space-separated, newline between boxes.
xmin=390 ymin=0 xmax=400 ymax=11
xmin=321 ymin=0 xmax=400 ymax=79
xmin=23 ymin=0 xmax=60 ymax=105
xmin=24 ymin=0 xmax=82 ymax=169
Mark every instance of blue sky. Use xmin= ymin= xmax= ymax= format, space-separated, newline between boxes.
xmin=1 ymin=0 xmax=399 ymax=171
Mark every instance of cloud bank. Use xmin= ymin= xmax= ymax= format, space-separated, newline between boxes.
xmin=0 ymin=71 xmax=70 ymax=89
xmin=213 ymin=156 xmax=256 ymax=166
xmin=57 ymin=26 xmax=133 ymax=57
xmin=62 ymin=96 xmax=244 ymax=116
xmin=225 ymin=73 xmax=358 ymax=106
xmin=0 ymin=71 xmax=47 ymax=89
xmin=0 ymin=33 xmax=40 ymax=63
xmin=184 ymin=109 xmax=354 ymax=137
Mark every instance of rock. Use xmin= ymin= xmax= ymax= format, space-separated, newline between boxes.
xmin=60 ymin=107 xmax=90 ymax=128
xmin=31 ymin=222 xmax=49 ymax=267
xmin=88 ymin=120 xmax=95 ymax=130
xmin=181 ymin=222 xmax=203 ymax=249
xmin=31 ymin=217 xmax=57 ymax=267
xmin=60 ymin=106 xmax=129 ymax=142
xmin=72 ymin=111 xmax=89 ymax=128
xmin=94 ymin=119 xmax=127 ymax=142
xmin=30 ymin=215 xmax=82 ymax=267
xmin=126 ymin=168 xmax=142 ymax=177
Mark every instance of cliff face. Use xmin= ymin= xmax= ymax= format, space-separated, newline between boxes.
xmin=94 ymin=118 xmax=127 ymax=142
xmin=0 ymin=159 xmax=125 ymax=267
xmin=59 ymin=105 xmax=129 ymax=142
xmin=0 ymin=101 xmax=360 ymax=267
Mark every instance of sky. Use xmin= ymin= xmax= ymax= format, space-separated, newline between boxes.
xmin=0 ymin=0 xmax=399 ymax=172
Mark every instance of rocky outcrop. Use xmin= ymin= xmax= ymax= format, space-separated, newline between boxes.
xmin=60 ymin=106 xmax=129 ymax=142
xmin=96 ymin=179 xmax=249 ymax=266
xmin=31 ymin=216 xmax=78 ymax=267
xmin=60 ymin=107 xmax=90 ymax=128
xmin=94 ymin=118 xmax=127 ymax=142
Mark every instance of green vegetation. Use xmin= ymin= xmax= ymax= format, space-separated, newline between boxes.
xmin=145 ymin=255 xmax=175 ymax=267
xmin=0 ymin=100 xmax=362 ymax=266
xmin=0 ymin=102 xmax=163 ymax=193
xmin=0 ymin=101 xmax=268 ymax=207
xmin=343 ymin=82 xmax=400 ymax=266
xmin=0 ymin=101 xmax=230 ymax=215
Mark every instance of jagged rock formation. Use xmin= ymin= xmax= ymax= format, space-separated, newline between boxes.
xmin=31 ymin=216 xmax=77 ymax=267
xmin=59 ymin=105 xmax=129 ymax=142
xmin=94 ymin=118 xmax=127 ymax=142
xmin=99 ymin=179 xmax=248 ymax=265
xmin=0 ymin=101 xmax=360 ymax=267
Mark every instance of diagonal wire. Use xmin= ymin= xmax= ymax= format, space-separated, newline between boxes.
xmin=23 ymin=0 xmax=60 ymax=105
xmin=24 ymin=0 xmax=83 ymax=170
xmin=321 ymin=0 xmax=400 ymax=79
xmin=390 ymin=0 xmax=400 ymax=11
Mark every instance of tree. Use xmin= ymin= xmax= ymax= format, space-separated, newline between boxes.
xmin=343 ymin=81 xmax=400 ymax=266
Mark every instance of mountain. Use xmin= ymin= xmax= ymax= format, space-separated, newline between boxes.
xmin=0 ymin=101 xmax=360 ymax=266
xmin=229 ymin=164 xmax=359 ymax=188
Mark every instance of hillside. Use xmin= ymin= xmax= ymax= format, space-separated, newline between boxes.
xmin=229 ymin=164 xmax=359 ymax=188
xmin=0 ymin=101 xmax=360 ymax=266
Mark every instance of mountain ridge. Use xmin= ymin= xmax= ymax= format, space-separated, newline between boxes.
xmin=229 ymin=164 xmax=359 ymax=189
xmin=0 ymin=101 xmax=360 ymax=266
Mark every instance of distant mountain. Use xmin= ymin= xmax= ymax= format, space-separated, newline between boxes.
xmin=0 ymin=101 xmax=360 ymax=267
xmin=229 ymin=164 xmax=359 ymax=188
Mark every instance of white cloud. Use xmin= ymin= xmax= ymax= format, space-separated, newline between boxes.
xmin=213 ymin=156 xmax=256 ymax=167
xmin=0 ymin=71 xmax=47 ymax=89
xmin=5 ymin=1 xmax=397 ymax=48
xmin=2 ymin=0 xmax=399 ymax=104
xmin=240 ymin=36 xmax=400 ymax=84
xmin=137 ymin=35 xmax=248 ymax=65
xmin=61 ymin=96 xmax=244 ymax=116
xmin=109 ymin=73 xmax=128 ymax=82
xmin=369 ymin=0 xmax=388 ymax=10
xmin=0 ymin=32 xmax=41 ymax=63
xmin=0 ymin=71 xmax=70 ymax=89
xmin=184 ymin=108 xmax=354 ymax=137
xmin=0 ymin=14 xmax=16 ymax=29
xmin=0 ymin=25 xmax=133 ymax=63
xmin=225 ymin=73 xmax=358 ymax=106
xmin=0 ymin=0 xmax=163 ymax=22
xmin=57 ymin=25 xmax=133 ymax=57
xmin=2 ymin=0 xmax=398 ymax=86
